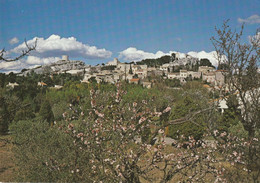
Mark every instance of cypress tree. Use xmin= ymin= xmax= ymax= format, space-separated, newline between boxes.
xmin=39 ymin=99 xmax=54 ymax=125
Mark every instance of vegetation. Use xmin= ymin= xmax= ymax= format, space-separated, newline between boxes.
xmin=0 ymin=22 xmax=259 ymax=182
xmin=136 ymin=54 xmax=174 ymax=67
xmin=199 ymin=58 xmax=215 ymax=68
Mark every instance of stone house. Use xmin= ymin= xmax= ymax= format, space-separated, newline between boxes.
xmin=203 ymin=72 xmax=215 ymax=84
xmin=106 ymin=58 xmax=120 ymax=66
xmin=147 ymin=70 xmax=163 ymax=77
xmin=135 ymin=69 xmax=147 ymax=79
xmin=6 ymin=82 xmax=19 ymax=89
xmin=187 ymin=71 xmax=201 ymax=79
xmin=215 ymin=70 xmax=226 ymax=86
xmin=160 ymin=63 xmax=170 ymax=72
xmin=198 ymin=66 xmax=215 ymax=74
xmin=167 ymin=73 xmax=180 ymax=79
xmin=179 ymin=70 xmax=188 ymax=78
xmin=132 ymin=65 xmax=147 ymax=72
xmin=142 ymin=81 xmax=152 ymax=88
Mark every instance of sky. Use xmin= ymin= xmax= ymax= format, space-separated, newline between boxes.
xmin=0 ymin=0 xmax=259 ymax=72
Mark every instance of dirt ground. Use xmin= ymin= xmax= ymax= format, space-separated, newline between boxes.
xmin=0 ymin=135 xmax=15 ymax=182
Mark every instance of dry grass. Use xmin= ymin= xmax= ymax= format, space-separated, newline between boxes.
xmin=0 ymin=135 xmax=15 ymax=182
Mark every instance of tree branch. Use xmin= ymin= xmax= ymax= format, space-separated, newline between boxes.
xmin=0 ymin=39 xmax=37 ymax=62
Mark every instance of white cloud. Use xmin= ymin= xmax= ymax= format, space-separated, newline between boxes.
xmin=0 ymin=56 xmax=60 ymax=73
xmin=8 ymin=37 xmax=19 ymax=45
xmin=25 ymin=56 xmax=60 ymax=65
xmin=187 ymin=51 xmax=220 ymax=67
xmin=1 ymin=34 xmax=112 ymax=72
xmin=119 ymin=47 xmax=173 ymax=61
xmin=119 ymin=47 xmax=221 ymax=67
xmin=248 ymin=32 xmax=260 ymax=46
xmin=11 ymin=34 xmax=112 ymax=59
xmin=0 ymin=60 xmax=26 ymax=71
xmin=238 ymin=14 xmax=260 ymax=24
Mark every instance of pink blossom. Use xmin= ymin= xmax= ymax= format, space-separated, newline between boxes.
xmin=142 ymin=100 xmax=147 ymax=104
xmin=104 ymin=158 xmax=110 ymax=162
xmin=68 ymin=123 xmax=74 ymax=130
xmin=213 ymin=130 xmax=218 ymax=136
xmin=220 ymin=131 xmax=227 ymax=137
xmin=139 ymin=117 xmax=146 ymax=124
xmin=158 ymin=129 xmax=164 ymax=134
xmin=63 ymin=112 xmax=67 ymax=118
xmin=253 ymin=138 xmax=259 ymax=141
xmin=232 ymin=151 xmax=238 ymax=157
xmin=163 ymin=106 xmax=171 ymax=113
xmin=77 ymin=133 xmax=84 ymax=138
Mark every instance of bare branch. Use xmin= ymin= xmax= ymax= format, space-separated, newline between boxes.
xmin=163 ymin=107 xmax=212 ymax=127
xmin=0 ymin=39 xmax=37 ymax=62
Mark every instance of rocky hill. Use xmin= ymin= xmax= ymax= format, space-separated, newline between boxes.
xmin=20 ymin=58 xmax=87 ymax=76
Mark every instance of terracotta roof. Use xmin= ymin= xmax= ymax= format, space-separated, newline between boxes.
xmin=203 ymin=84 xmax=210 ymax=88
xmin=39 ymin=82 xmax=47 ymax=86
xmin=130 ymin=78 xmax=140 ymax=82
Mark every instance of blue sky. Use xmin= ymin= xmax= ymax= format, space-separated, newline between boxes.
xmin=0 ymin=0 xmax=259 ymax=71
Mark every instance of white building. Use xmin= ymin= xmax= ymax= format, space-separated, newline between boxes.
xmin=6 ymin=82 xmax=19 ymax=89
xmin=160 ymin=64 xmax=170 ymax=72
xmin=180 ymin=70 xmax=188 ymax=78
xmin=167 ymin=73 xmax=180 ymax=79
xmin=199 ymin=66 xmax=215 ymax=73
xmin=106 ymin=58 xmax=120 ymax=66
xmin=203 ymin=72 xmax=216 ymax=84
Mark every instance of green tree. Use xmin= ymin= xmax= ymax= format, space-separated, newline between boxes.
xmin=13 ymin=99 xmax=35 ymax=122
xmin=0 ymin=95 xmax=9 ymax=134
xmin=164 ymin=78 xmax=181 ymax=87
xmin=200 ymin=58 xmax=215 ymax=68
xmin=0 ymin=73 xmax=6 ymax=88
xmin=39 ymin=99 xmax=54 ymax=125
xmin=168 ymin=95 xmax=207 ymax=141
xmin=10 ymin=119 xmax=79 ymax=182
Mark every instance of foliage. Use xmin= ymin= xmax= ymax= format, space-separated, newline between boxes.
xmin=199 ymin=58 xmax=215 ymax=68
xmin=52 ymin=101 xmax=70 ymax=121
xmin=13 ymin=100 xmax=35 ymax=122
xmin=10 ymin=84 xmax=224 ymax=182
xmin=39 ymin=99 xmax=54 ymax=125
xmin=10 ymin=119 xmax=78 ymax=182
xmin=164 ymin=78 xmax=181 ymax=87
xmin=228 ymin=121 xmax=248 ymax=139
xmin=1 ymin=22 xmax=259 ymax=182
xmin=136 ymin=54 xmax=174 ymax=67
xmin=212 ymin=20 xmax=260 ymax=182
xmin=168 ymin=92 xmax=208 ymax=141
xmin=0 ymin=88 xmax=20 ymax=134
xmin=0 ymin=93 xmax=9 ymax=134
xmin=101 ymin=65 xmax=116 ymax=71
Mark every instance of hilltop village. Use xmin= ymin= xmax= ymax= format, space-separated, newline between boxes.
xmin=17 ymin=53 xmax=225 ymax=89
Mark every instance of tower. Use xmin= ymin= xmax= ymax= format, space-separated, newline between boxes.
xmin=62 ymin=55 xmax=69 ymax=61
